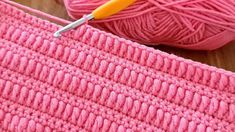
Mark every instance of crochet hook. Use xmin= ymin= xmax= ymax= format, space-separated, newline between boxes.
xmin=54 ymin=0 xmax=136 ymax=37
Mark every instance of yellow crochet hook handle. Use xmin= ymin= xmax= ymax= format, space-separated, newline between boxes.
xmin=54 ymin=0 xmax=136 ymax=37
xmin=92 ymin=0 xmax=137 ymax=19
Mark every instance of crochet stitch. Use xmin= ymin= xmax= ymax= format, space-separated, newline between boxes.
xmin=0 ymin=1 xmax=235 ymax=131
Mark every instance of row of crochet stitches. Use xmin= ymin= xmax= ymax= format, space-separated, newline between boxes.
xmin=0 ymin=1 xmax=234 ymax=132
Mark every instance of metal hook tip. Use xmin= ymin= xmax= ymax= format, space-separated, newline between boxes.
xmin=53 ymin=14 xmax=94 ymax=38
xmin=53 ymin=32 xmax=61 ymax=38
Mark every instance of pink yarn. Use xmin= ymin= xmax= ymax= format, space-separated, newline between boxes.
xmin=1 ymin=0 xmax=235 ymax=131
xmin=64 ymin=0 xmax=235 ymax=50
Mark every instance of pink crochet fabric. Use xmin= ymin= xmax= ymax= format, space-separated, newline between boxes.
xmin=0 ymin=1 xmax=235 ymax=131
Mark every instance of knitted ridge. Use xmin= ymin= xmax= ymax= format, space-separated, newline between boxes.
xmin=0 ymin=1 xmax=235 ymax=131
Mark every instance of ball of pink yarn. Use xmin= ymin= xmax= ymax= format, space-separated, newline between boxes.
xmin=64 ymin=0 xmax=235 ymax=50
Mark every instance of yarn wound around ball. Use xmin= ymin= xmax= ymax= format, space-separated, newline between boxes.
xmin=64 ymin=0 xmax=235 ymax=50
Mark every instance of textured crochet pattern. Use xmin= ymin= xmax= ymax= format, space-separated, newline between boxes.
xmin=0 ymin=1 xmax=235 ymax=131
